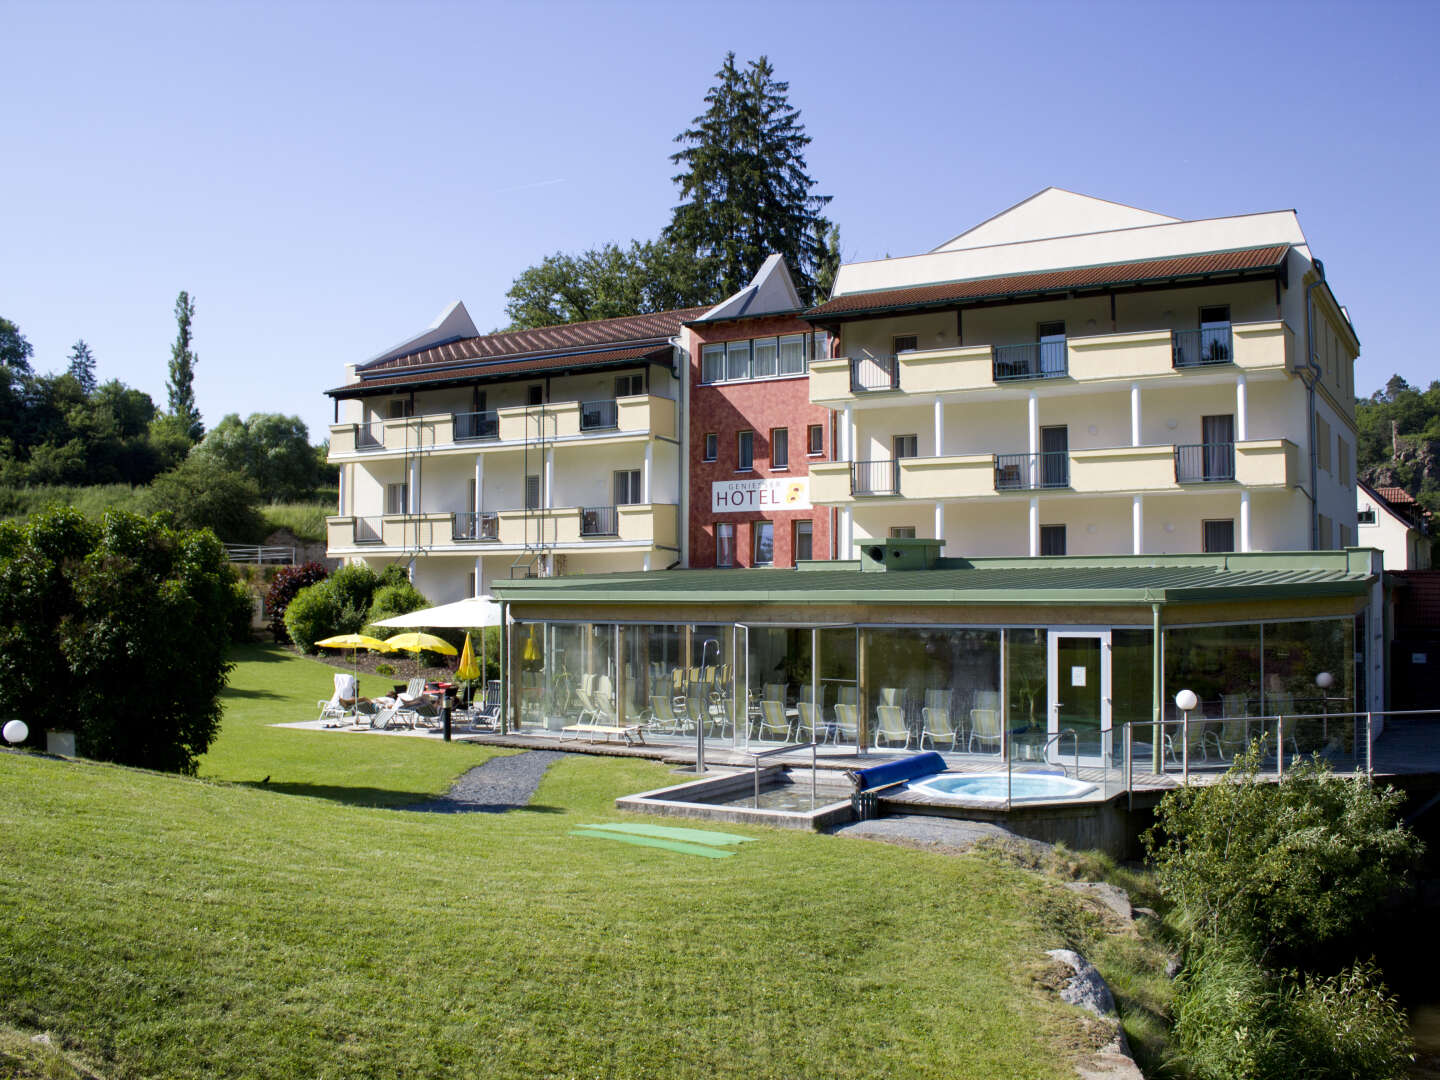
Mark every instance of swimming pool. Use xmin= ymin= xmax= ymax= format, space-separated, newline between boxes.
xmin=906 ymin=771 xmax=1097 ymax=803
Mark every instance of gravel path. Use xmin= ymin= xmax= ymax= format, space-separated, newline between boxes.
xmin=403 ymin=750 xmax=566 ymax=813
xmin=832 ymin=814 xmax=1053 ymax=857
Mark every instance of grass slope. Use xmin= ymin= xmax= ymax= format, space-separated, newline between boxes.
xmin=0 ymin=646 xmax=1087 ymax=1079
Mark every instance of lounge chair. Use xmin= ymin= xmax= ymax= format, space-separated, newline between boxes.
xmin=968 ymin=707 xmax=1002 ymax=754
xmin=874 ymin=705 xmax=911 ymax=750
xmin=369 ymin=699 xmax=410 ymax=731
xmin=647 ymin=694 xmax=691 ymax=736
xmin=757 ymin=699 xmax=793 ymax=743
xmin=317 ymin=673 xmax=358 ymax=726
xmin=877 ymin=687 xmax=904 ymax=708
xmin=920 ymin=704 xmax=958 ymax=751
xmin=397 ymin=677 xmax=428 ymax=706
xmin=833 ymin=703 xmax=859 ymax=746
xmin=797 ymin=701 xmax=824 ymax=743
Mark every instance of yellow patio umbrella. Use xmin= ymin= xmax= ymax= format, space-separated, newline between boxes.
xmin=384 ymin=631 xmax=459 ymax=678
xmin=455 ymin=632 xmax=480 ymax=683
xmin=314 ymin=633 xmax=393 ymax=684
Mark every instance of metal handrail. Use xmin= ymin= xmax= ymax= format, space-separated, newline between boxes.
xmin=849 ymin=353 xmax=899 ymax=393
xmin=580 ymin=505 xmax=618 ymax=536
xmin=356 ymin=423 xmax=385 ymax=449
xmin=451 ymin=511 xmax=499 ymax=541
xmin=453 ymin=410 xmax=499 ymax=440
xmin=850 ymin=458 xmax=900 ymax=495
xmin=353 ymin=516 xmax=383 ymax=543
xmin=1172 ymin=326 xmax=1233 ymax=368
xmin=993 ymin=340 xmax=1068 ymax=381
xmin=994 ymin=451 xmax=1069 ymax=490
xmin=1174 ymin=441 xmax=1235 ymax=483
xmin=579 ymin=399 xmax=619 ymax=431
xmin=1008 ymin=728 xmax=1077 ymax=809
xmin=748 ymin=741 xmax=819 ymax=809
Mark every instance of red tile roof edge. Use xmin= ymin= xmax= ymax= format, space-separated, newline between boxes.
xmin=330 ymin=343 xmax=672 ymax=397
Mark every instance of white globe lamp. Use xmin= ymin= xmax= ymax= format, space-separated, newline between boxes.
xmin=1174 ymin=689 xmax=1198 ymax=713
xmin=1315 ymin=672 xmax=1335 ymax=690
xmin=3 ymin=719 xmax=29 ymax=745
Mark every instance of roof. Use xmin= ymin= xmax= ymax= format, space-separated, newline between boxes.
xmin=804 ymin=244 xmax=1290 ymax=322
xmin=689 ymin=254 xmax=803 ymax=324
xmin=331 ymin=306 xmax=708 ymax=398
xmin=493 ymin=551 xmax=1374 ymax=609
xmin=1374 ymin=485 xmax=1416 ymax=506
xmin=930 ymin=187 xmax=1180 ymax=254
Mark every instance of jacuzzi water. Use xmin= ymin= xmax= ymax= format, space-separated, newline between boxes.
xmin=690 ymin=783 xmax=852 ymax=812
xmin=907 ymin=772 xmax=1097 ymax=803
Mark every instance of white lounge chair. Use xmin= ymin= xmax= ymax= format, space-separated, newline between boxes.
xmin=317 ymin=673 xmax=359 ymax=726
xmin=757 ymin=699 xmax=793 ymax=743
xmin=874 ymin=705 xmax=911 ymax=750
xmin=968 ymin=707 xmax=1002 ymax=754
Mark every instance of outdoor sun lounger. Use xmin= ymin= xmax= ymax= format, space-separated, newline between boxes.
xmin=369 ymin=699 xmax=411 ymax=731
xmin=318 ymin=673 xmax=359 ymax=726
xmin=968 ymin=707 xmax=1002 ymax=754
xmin=757 ymin=699 xmax=793 ymax=743
xmin=874 ymin=704 xmax=912 ymax=750
xmin=833 ymin=703 xmax=859 ymax=745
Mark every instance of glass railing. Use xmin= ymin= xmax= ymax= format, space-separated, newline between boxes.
xmin=850 ymin=459 xmax=900 ymax=496
xmin=1172 ymin=326 xmax=1233 ymax=368
xmin=453 ymin=410 xmax=499 ymax=440
xmin=1174 ymin=442 xmax=1235 ymax=483
xmin=849 ymin=353 xmax=900 ymax=392
xmin=993 ymin=451 xmax=1069 ymax=490
xmin=993 ymin=340 xmax=1068 ymax=381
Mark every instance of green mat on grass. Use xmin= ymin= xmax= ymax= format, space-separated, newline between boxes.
xmin=569 ymin=829 xmax=735 ymax=858
xmin=576 ymin=823 xmax=756 ymax=845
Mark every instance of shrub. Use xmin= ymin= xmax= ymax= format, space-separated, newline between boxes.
xmin=374 ymin=662 xmax=395 ymax=677
xmin=283 ymin=581 xmax=341 ymax=654
xmin=325 ymin=563 xmax=381 ymax=634
xmin=365 ymin=582 xmax=429 ymax=631
xmin=266 ymin=561 xmax=329 ymax=642
xmin=143 ymin=455 xmax=265 ymax=543
xmin=1144 ymin=741 xmax=1422 ymax=964
xmin=0 ymin=506 xmax=249 ymax=774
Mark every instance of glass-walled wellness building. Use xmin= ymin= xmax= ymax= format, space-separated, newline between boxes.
xmin=493 ymin=542 xmax=1383 ymax=768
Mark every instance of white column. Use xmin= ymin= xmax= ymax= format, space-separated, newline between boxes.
xmin=339 ymin=464 xmax=347 ymax=515
xmin=841 ymin=405 xmax=853 ymax=462
xmin=1130 ymin=382 xmax=1142 ymax=447
xmin=1132 ymin=495 xmax=1143 ymax=554
xmin=643 ymin=440 xmax=653 ymax=503
xmin=473 ymin=556 xmax=482 ymax=597
xmin=1240 ymin=490 xmax=1252 ymax=552
xmin=1028 ymin=497 xmax=1039 ymax=557
xmin=933 ymin=501 xmax=944 ymax=545
xmin=544 ymin=448 xmax=554 ymax=509
xmin=474 ymin=456 xmax=484 ymax=512
xmin=933 ymin=397 xmax=944 ymax=457
xmin=408 ymin=458 xmax=419 ymax=513
xmin=841 ymin=507 xmax=853 ymax=558
xmin=1027 ymin=393 xmax=1038 ymax=456
xmin=1236 ymin=375 xmax=1248 ymax=441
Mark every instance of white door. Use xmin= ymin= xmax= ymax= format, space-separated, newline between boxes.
xmin=1046 ymin=631 xmax=1111 ymax=766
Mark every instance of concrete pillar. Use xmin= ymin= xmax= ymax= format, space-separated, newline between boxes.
xmin=473 ymin=556 xmax=483 ymax=597
xmin=643 ymin=440 xmax=653 ymax=503
xmin=1130 ymin=382 xmax=1142 ymax=447
xmin=1132 ymin=495 xmax=1143 ymax=554
xmin=1028 ymin=497 xmax=1039 ymax=557
xmin=408 ymin=457 xmax=419 ymax=513
xmin=841 ymin=507 xmax=852 ymax=558
xmin=1027 ymin=393 xmax=1038 ymax=457
xmin=474 ymin=455 xmax=484 ymax=512
xmin=841 ymin=405 xmax=853 ymax=462
xmin=1236 ymin=375 xmax=1248 ymax=441
xmin=544 ymin=448 xmax=554 ymax=509
xmin=934 ymin=501 xmax=944 ymax=545
xmin=933 ymin=397 xmax=944 ymax=457
xmin=1240 ymin=490 xmax=1252 ymax=552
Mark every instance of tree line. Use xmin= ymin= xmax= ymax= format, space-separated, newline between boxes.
xmin=1356 ymin=374 xmax=1440 ymax=511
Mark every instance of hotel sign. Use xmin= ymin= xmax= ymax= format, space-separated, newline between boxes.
xmin=711 ymin=477 xmax=811 ymax=514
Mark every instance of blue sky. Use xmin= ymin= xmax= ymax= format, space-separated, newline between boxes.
xmin=2 ymin=0 xmax=1435 ymax=443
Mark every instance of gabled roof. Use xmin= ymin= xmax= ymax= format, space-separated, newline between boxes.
xmin=689 ymin=254 xmax=803 ymax=324
xmin=805 ymin=244 xmax=1290 ymax=322
xmin=931 ymin=188 xmax=1179 ymax=253
xmin=331 ymin=306 xmax=707 ymax=398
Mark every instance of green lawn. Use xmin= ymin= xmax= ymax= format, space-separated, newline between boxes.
xmin=0 ymin=644 xmax=1101 ymax=1079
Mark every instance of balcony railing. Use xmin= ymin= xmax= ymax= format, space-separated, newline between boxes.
xmin=356 ymin=423 xmax=385 ymax=450
xmin=580 ymin=505 xmax=618 ymax=536
xmin=994 ymin=452 xmax=1070 ymax=490
xmin=850 ymin=353 xmax=900 ymax=393
xmin=1172 ymin=326 xmax=1234 ymax=368
xmin=851 ymin=459 xmax=900 ymax=496
xmin=993 ymin=340 xmax=1068 ymax=381
xmin=579 ymin=399 xmax=619 ymax=431
xmin=451 ymin=511 xmax=499 ymax=541
xmin=354 ymin=516 xmax=383 ymax=543
xmin=453 ymin=410 xmax=499 ymax=441
xmin=1175 ymin=442 xmax=1236 ymax=483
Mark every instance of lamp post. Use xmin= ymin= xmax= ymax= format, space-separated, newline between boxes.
xmin=1316 ymin=671 xmax=1334 ymax=743
xmin=1175 ymin=689 xmax=1198 ymax=782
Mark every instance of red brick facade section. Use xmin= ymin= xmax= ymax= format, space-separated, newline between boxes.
xmin=686 ymin=314 xmax=833 ymax=568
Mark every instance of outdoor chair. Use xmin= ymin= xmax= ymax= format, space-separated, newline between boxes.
xmin=757 ymin=699 xmax=793 ymax=743
xmin=968 ymin=707 xmax=1002 ymax=754
xmin=797 ymin=701 xmax=824 ymax=743
xmin=398 ymin=677 xmax=428 ymax=706
xmin=401 ymin=695 xmax=441 ymax=729
xmin=369 ymin=699 xmax=410 ymax=731
xmin=761 ymin=683 xmax=787 ymax=705
xmin=874 ymin=705 xmax=911 ymax=750
xmin=837 ymin=686 xmax=859 ymax=708
xmin=833 ymin=703 xmax=859 ymax=746
xmin=317 ymin=673 xmax=358 ymax=726
xmin=1219 ymin=693 xmax=1251 ymax=755
xmin=647 ymin=694 xmax=691 ymax=736
xmin=1164 ymin=705 xmax=1225 ymax=765
xmin=920 ymin=705 xmax=958 ymax=751
xmin=877 ymin=687 xmax=904 ymax=708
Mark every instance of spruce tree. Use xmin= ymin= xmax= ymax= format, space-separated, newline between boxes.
xmin=167 ymin=290 xmax=203 ymax=441
xmin=66 ymin=339 xmax=97 ymax=395
xmin=666 ymin=53 xmax=834 ymax=304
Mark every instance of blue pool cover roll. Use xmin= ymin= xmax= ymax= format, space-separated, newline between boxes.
xmin=848 ymin=751 xmax=947 ymax=791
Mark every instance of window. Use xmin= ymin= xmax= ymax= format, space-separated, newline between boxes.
xmin=614 ymin=469 xmax=642 ymax=505
xmin=1316 ymin=414 xmax=1332 ymax=472
xmin=807 ymin=424 xmax=824 ymax=456
xmin=1318 ymin=514 xmax=1333 ymax=549
xmin=753 ymin=338 xmax=777 ymax=378
xmin=794 ymin=520 xmax=813 ymax=562
xmin=1200 ymin=305 xmax=1231 ymax=328
xmin=701 ymin=344 xmax=726 ymax=384
xmin=893 ymin=335 xmax=918 ymax=355
xmin=893 ymin=434 xmax=918 ymax=459
xmin=1358 ymin=507 xmax=1377 ymax=525
xmin=1203 ymin=519 xmax=1236 ymax=553
xmin=703 ymin=433 xmax=718 ymax=462
xmin=615 ymin=373 xmax=643 ymax=397
xmin=387 ymin=399 xmax=414 ymax=419
xmin=525 ymin=475 xmax=541 ymax=510
xmin=772 ymin=428 xmax=789 ymax=470
xmin=527 ymin=385 xmax=543 ymax=407
xmin=811 ymin=330 xmax=830 ymax=363
xmin=726 ymin=339 xmax=752 ymax=381
xmin=778 ymin=334 xmax=807 ymax=375
xmin=385 ymin=482 xmax=409 ymax=514
xmin=716 ymin=523 xmax=736 ymax=567
xmin=753 ymin=522 xmax=774 ymax=566
xmin=737 ymin=430 xmax=754 ymax=471
xmin=1039 ymin=524 xmax=1066 ymax=556
xmin=1338 ymin=437 xmax=1350 ymax=488
xmin=467 ymin=571 xmax=476 ymax=597
xmin=889 ymin=526 xmax=917 ymax=539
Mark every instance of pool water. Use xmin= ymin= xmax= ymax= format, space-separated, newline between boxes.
xmin=908 ymin=772 xmax=1097 ymax=803
xmin=690 ymin=785 xmax=852 ymax=812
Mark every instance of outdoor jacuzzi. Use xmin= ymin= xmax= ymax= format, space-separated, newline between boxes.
xmin=906 ymin=771 xmax=1097 ymax=803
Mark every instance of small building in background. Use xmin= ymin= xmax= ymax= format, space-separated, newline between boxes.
xmin=1358 ymin=481 xmax=1432 ymax=570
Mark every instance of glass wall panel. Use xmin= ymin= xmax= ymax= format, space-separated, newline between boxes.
xmin=745 ymin=627 xmax=813 ymax=746
xmin=1005 ymin=629 xmax=1047 ymax=759
xmin=1111 ymin=629 xmax=1153 ymax=768
xmin=622 ymin=624 xmax=688 ymax=741
xmin=1163 ymin=624 xmax=1261 ymax=723
xmin=690 ymin=624 xmax=738 ymax=743
xmin=818 ymin=627 xmax=858 ymax=750
xmin=860 ymin=628 xmax=1000 ymax=754
xmin=1262 ymin=618 xmax=1355 ymax=760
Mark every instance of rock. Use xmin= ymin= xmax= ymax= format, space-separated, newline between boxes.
xmin=1065 ymin=881 xmax=1132 ymax=923
xmin=1046 ymin=949 xmax=1145 ymax=1080
xmin=1132 ymin=905 xmax=1159 ymax=922
xmin=1165 ymin=954 xmax=1181 ymax=979
xmin=30 ymin=1032 xmax=52 ymax=1046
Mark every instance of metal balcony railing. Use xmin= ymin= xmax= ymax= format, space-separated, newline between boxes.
xmin=451 ymin=511 xmax=499 ymax=541
xmin=850 ymin=459 xmax=900 ymax=496
xmin=993 ymin=340 xmax=1068 ymax=381
xmin=849 ymin=353 xmax=899 ymax=393
xmin=1175 ymin=442 xmax=1236 ymax=483
xmin=994 ymin=451 xmax=1070 ymax=490
xmin=579 ymin=399 xmax=619 ymax=431
xmin=354 ymin=516 xmax=383 ymax=543
xmin=1172 ymin=326 xmax=1233 ymax=368
xmin=453 ymin=410 xmax=499 ymax=441
xmin=356 ymin=423 xmax=384 ymax=450
xmin=580 ymin=505 xmax=619 ymax=536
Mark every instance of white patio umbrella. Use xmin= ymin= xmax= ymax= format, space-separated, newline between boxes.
xmin=374 ymin=596 xmax=504 ymax=689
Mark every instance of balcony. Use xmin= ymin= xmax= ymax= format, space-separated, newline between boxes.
xmin=454 ymin=411 xmax=499 ymax=441
xmin=1172 ymin=327 xmax=1233 ymax=368
xmin=993 ymin=340 xmax=1068 ymax=382
xmin=993 ymin=451 xmax=1070 ymax=491
xmin=850 ymin=353 xmax=899 ymax=393
xmin=579 ymin=399 xmax=619 ymax=431
xmin=328 ymin=504 xmax=678 ymax=551
xmin=579 ymin=505 xmax=619 ymax=536
xmin=452 ymin=511 xmax=499 ymax=541
xmin=1174 ymin=442 xmax=1236 ymax=483
xmin=851 ymin=459 xmax=900 ymax=496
